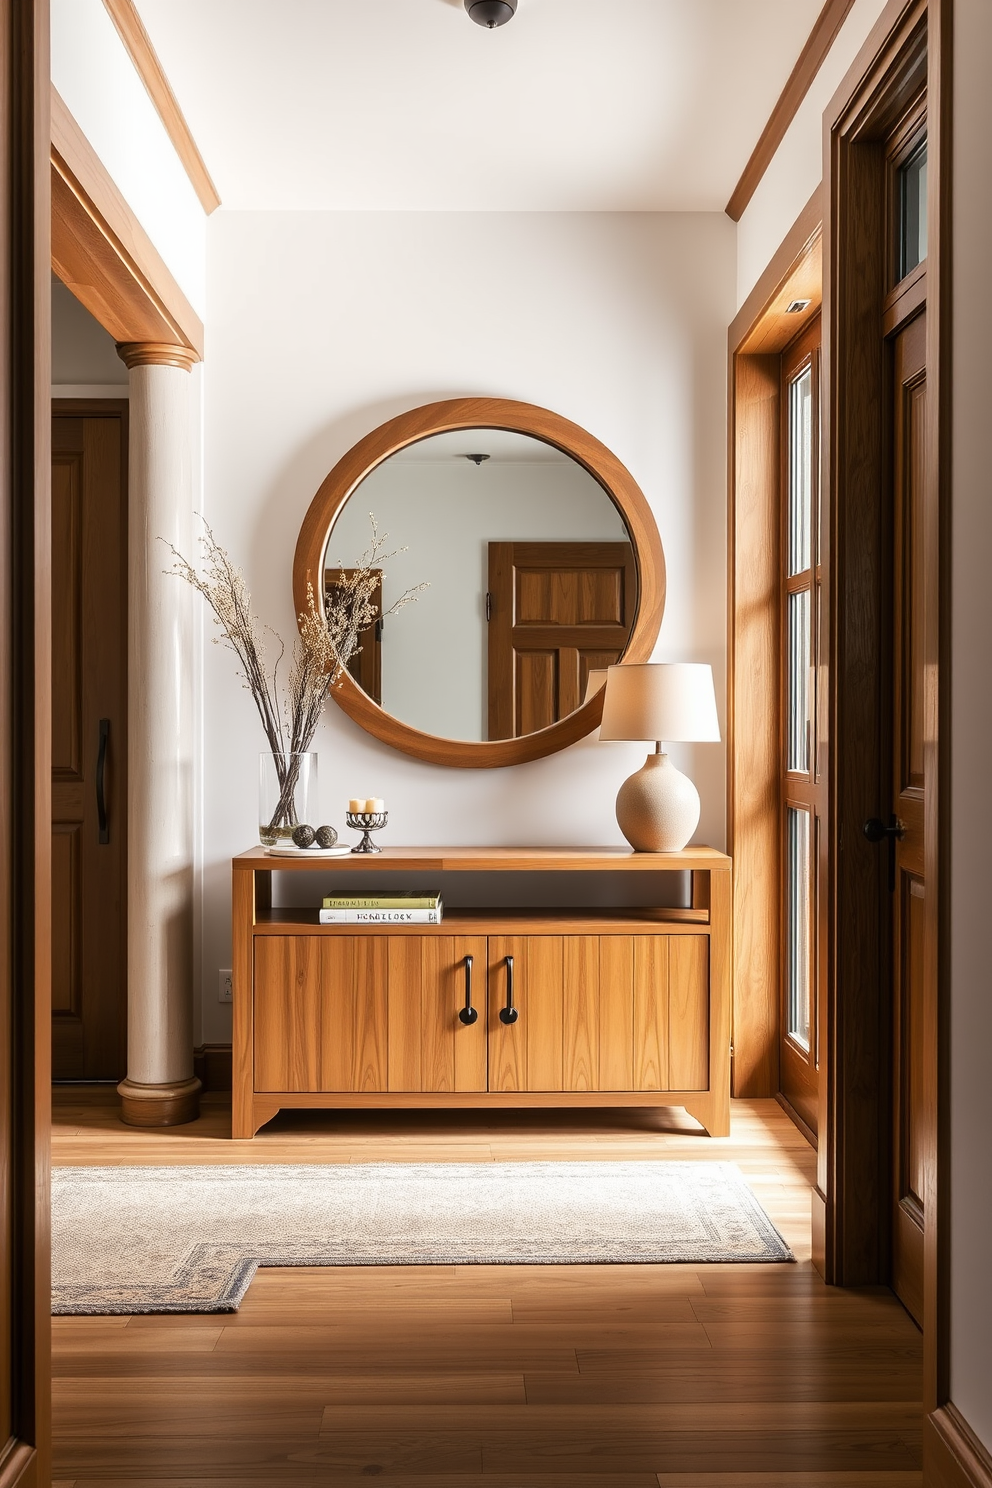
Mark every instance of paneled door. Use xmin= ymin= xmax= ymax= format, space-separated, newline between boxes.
xmin=886 ymin=307 xmax=929 ymax=1326
xmin=487 ymin=541 xmax=635 ymax=739
xmin=51 ymin=404 xmax=128 ymax=1080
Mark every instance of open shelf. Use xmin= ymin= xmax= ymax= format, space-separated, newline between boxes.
xmin=254 ymin=906 xmax=710 ymax=935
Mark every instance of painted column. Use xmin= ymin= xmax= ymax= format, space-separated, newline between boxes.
xmin=116 ymin=342 xmax=201 ymax=1126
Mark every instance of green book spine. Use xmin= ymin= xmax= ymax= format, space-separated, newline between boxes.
xmin=321 ymin=894 xmax=442 ymax=910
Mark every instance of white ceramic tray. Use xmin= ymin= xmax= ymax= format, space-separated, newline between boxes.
xmin=264 ymin=843 xmax=353 ymax=858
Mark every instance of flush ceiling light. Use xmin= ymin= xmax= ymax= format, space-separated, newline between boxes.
xmin=465 ymin=0 xmax=518 ymax=28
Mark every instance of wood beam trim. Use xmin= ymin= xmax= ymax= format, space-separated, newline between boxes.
xmin=50 ymin=85 xmax=203 ymax=360
xmin=725 ymin=0 xmax=856 ymax=222
xmin=101 ymin=0 xmax=220 ymax=214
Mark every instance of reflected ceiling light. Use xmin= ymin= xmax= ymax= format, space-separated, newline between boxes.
xmin=464 ymin=0 xmax=518 ymax=28
xmin=465 ymin=453 xmax=491 ymax=465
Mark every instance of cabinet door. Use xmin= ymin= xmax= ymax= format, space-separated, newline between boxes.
xmin=254 ymin=936 xmax=388 ymax=1093
xmin=488 ymin=934 xmax=709 ymax=1094
xmin=387 ymin=936 xmax=488 ymax=1092
xmin=488 ymin=936 xmax=565 ymax=1091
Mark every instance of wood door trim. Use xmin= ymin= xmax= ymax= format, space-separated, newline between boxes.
xmin=1 ymin=0 xmax=53 ymax=1476
xmin=727 ymin=198 xmax=824 ymax=1101
xmin=101 ymin=0 xmax=220 ymax=214
xmin=294 ymin=398 xmax=666 ymax=769
xmin=725 ymin=0 xmax=856 ymax=222
xmin=821 ymin=0 xmax=951 ymax=1423
xmin=50 ymin=85 xmax=203 ymax=358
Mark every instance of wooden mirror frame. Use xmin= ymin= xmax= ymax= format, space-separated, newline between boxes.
xmin=293 ymin=397 xmax=666 ymax=768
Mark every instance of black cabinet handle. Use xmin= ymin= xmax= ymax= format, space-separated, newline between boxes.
xmin=458 ymin=954 xmax=478 ymax=1025
xmin=499 ymin=954 xmax=519 ymax=1025
xmin=96 ymin=718 xmax=110 ymax=845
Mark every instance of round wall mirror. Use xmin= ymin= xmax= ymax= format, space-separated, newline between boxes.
xmin=293 ymin=399 xmax=665 ymax=767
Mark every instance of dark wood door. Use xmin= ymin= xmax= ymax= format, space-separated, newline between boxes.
xmin=888 ymin=310 xmax=929 ymax=1325
xmin=487 ymin=541 xmax=635 ymax=739
xmin=324 ymin=567 xmax=382 ymax=704
xmin=51 ymin=404 xmax=128 ymax=1080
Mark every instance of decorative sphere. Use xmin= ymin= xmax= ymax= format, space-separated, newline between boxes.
xmin=315 ymin=824 xmax=338 ymax=848
xmin=292 ymin=823 xmax=316 ymax=848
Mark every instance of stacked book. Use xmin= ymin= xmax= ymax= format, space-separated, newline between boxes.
xmin=319 ymin=889 xmax=443 ymax=925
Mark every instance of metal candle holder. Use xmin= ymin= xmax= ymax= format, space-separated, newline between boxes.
xmin=345 ymin=811 xmax=388 ymax=853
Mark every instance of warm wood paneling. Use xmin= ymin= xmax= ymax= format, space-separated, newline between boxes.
xmin=50 ymin=86 xmax=203 ymax=358
xmin=101 ymin=0 xmax=220 ymax=213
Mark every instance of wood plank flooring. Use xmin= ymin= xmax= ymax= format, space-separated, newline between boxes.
xmin=51 ymin=1090 xmax=923 ymax=1485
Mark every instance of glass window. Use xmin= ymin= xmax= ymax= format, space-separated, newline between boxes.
xmin=788 ymin=366 xmax=813 ymax=576
xmin=787 ymin=807 xmax=812 ymax=1051
xmin=899 ymin=139 xmax=927 ymax=280
xmin=787 ymin=591 xmax=810 ymax=774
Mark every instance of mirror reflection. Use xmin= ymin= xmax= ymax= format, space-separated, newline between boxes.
xmin=323 ymin=429 xmax=636 ymax=743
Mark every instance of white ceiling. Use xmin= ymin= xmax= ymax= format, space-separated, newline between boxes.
xmin=134 ymin=0 xmax=822 ymax=212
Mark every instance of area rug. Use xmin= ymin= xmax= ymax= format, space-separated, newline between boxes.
xmin=51 ymin=1160 xmax=793 ymax=1315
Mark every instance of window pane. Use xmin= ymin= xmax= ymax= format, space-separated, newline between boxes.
xmin=788 ymin=589 xmax=810 ymax=773
xmin=787 ymin=807 xmax=812 ymax=1051
xmin=899 ymin=139 xmax=927 ymax=279
xmin=788 ymin=366 xmax=812 ymax=575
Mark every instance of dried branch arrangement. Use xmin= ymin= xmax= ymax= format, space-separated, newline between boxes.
xmin=166 ymin=515 xmax=425 ymax=835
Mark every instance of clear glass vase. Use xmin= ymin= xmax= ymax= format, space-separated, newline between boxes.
xmin=259 ymin=752 xmax=317 ymax=846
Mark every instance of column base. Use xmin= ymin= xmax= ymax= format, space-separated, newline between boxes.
xmin=117 ymin=1075 xmax=202 ymax=1128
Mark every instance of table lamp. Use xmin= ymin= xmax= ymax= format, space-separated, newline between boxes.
xmin=598 ymin=663 xmax=721 ymax=852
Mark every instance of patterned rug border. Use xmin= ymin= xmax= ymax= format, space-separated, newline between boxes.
xmin=52 ymin=1160 xmax=794 ymax=1316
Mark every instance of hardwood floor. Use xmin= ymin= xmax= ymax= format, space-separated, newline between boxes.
xmin=51 ymin=1090 xmax=923 ymax=1486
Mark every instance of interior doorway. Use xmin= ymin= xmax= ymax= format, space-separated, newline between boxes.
xmin=51 ymin=401 xmax=128 ymax=1080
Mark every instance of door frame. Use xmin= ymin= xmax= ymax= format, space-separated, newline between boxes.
xmin=1 ymin=0 xmax=52 ymax=1482
xmin=729 ymin=0 xmax=952 ymax=1449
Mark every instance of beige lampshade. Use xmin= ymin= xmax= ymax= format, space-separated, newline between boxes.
xmin=599 ymin=663 xmax=721 ymax=743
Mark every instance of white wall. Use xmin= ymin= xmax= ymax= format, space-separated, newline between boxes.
xmin=51 ymin=276 xmax=128 ymax=390
xmin=198 ymin=209 xmax=735 ymax=1042
xmin=735 ymin=0 xmax=890 ymax=306
xmin=330 ymin=444 xmax=627 ymax=740
xmin=949 ymin=0 xmax=992 ymax=1455
xmin=50 ymin=0 xmax=207 ymax=318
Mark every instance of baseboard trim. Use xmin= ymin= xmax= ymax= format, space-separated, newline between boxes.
xmin=926 ymin=1404 xmax=992 ymax=1488
xmin=194 ymin=1043 xmax=232 ymax=1093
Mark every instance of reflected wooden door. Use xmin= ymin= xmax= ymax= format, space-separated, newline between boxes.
xmin=887 ymin=310 xmax=929 ymax=1325
xmin=487 ymin=541 xmax=635 ymax=738
xmin=51 ymin=404 xmax=128 ymax=1080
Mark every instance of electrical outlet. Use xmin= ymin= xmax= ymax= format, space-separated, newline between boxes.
xmin=218 ymin=969 xmax=233 ymax=1004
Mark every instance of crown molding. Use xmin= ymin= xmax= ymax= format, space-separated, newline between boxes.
xmin=725 ymin=0 xmax=856 ymax=222
xmin=102 ymin=0 xmax=220 ymax=214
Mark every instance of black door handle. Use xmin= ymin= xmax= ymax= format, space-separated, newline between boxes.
xmin=458 ymin=954 xmax=478 ymax=1025
xmin=96 ymin=718 xmax=110 ymax=845
xmin=499 ymin=954 xmax=519 ymax=1025
xmin=863 ymin=814 xmax=903 ymax=890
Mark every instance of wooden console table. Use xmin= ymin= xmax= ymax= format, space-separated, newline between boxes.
xmin=232 ymin=846 xmax=731 ymax=1139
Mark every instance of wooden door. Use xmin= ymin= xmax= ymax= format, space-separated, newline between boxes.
xmin=51 ymin=404 xmax=128 ymax=1080
xmin=386 ymin=936 xmax=488 ymax=1092
xmin=487 ymin=541 xmax=635 ymax=739
xmin=888 ymin=309 xmax=929 ymax=1325
xmin=254 ymin=936 xmax=389 ymax=1093
xmin=488 ymin=934 xmax=709 ymax=1094
xmin=324 ymin=567 xmax=382 ymax=705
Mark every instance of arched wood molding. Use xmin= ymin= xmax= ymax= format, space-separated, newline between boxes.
xmin=50 ymin=86 xmax=203 ymax=360
xmin=294 ymin=398 xmax=666 ymax=769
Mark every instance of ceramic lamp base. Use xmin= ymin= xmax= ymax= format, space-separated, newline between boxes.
xmin=616 ymin=751 xmax=700 ymax=853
